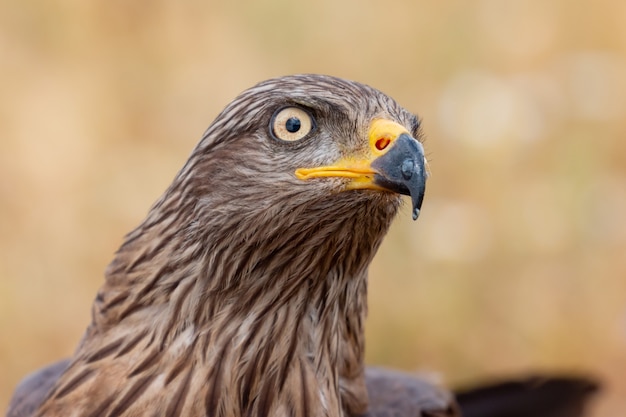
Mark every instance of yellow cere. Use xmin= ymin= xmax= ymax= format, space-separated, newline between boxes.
xmin=367 ymin=119 xmax=409 ymax=156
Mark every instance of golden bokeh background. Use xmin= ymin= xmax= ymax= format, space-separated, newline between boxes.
xmin=1 ymin=0 xmax=625 ymax=414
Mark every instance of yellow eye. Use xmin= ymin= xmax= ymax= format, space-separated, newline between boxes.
xmin=271 ymin=107 xmax=315 ymax=142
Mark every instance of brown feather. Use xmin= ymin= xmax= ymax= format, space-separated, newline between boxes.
xmin=14 ymin=75 xmax=435 ymax=417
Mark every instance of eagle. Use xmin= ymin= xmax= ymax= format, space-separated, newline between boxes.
xmin=7 ymin=75 xmax=599 ymax=417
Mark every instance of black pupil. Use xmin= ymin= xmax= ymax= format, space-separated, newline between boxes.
xmin=285 ymin=117 xmax=301 ymax=133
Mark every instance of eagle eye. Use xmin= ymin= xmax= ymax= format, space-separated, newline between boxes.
xmin=271 ymin=107 xmax=315 ymax=142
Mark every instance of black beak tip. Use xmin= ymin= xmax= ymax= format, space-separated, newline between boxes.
xmin=411 ymin=188 xmax=425 ymax=221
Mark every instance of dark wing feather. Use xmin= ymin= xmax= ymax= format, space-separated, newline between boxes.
xmin=6 ymin=360 xmax=70 ymax=417
xmin=455 ymin=375 xmax=600 ymax=417
xmin=360 ymin=367 xmax=459 ymax=417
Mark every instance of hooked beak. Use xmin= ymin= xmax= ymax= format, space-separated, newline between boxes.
xmin=295 ymin=119 xmax=428 ymax=220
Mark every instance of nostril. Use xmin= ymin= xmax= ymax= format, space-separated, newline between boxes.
xmin=375 ymin=137 xmax=390 ymax=151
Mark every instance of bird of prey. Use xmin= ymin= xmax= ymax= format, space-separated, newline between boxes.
xmin=9 ymin=74 xmax=447 ymax=417
xmin=6 ymin=75 xmax=600 ymax=417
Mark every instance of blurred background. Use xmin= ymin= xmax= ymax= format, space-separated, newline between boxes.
xmin=1 ymin=0 xmax=625 ymax=414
